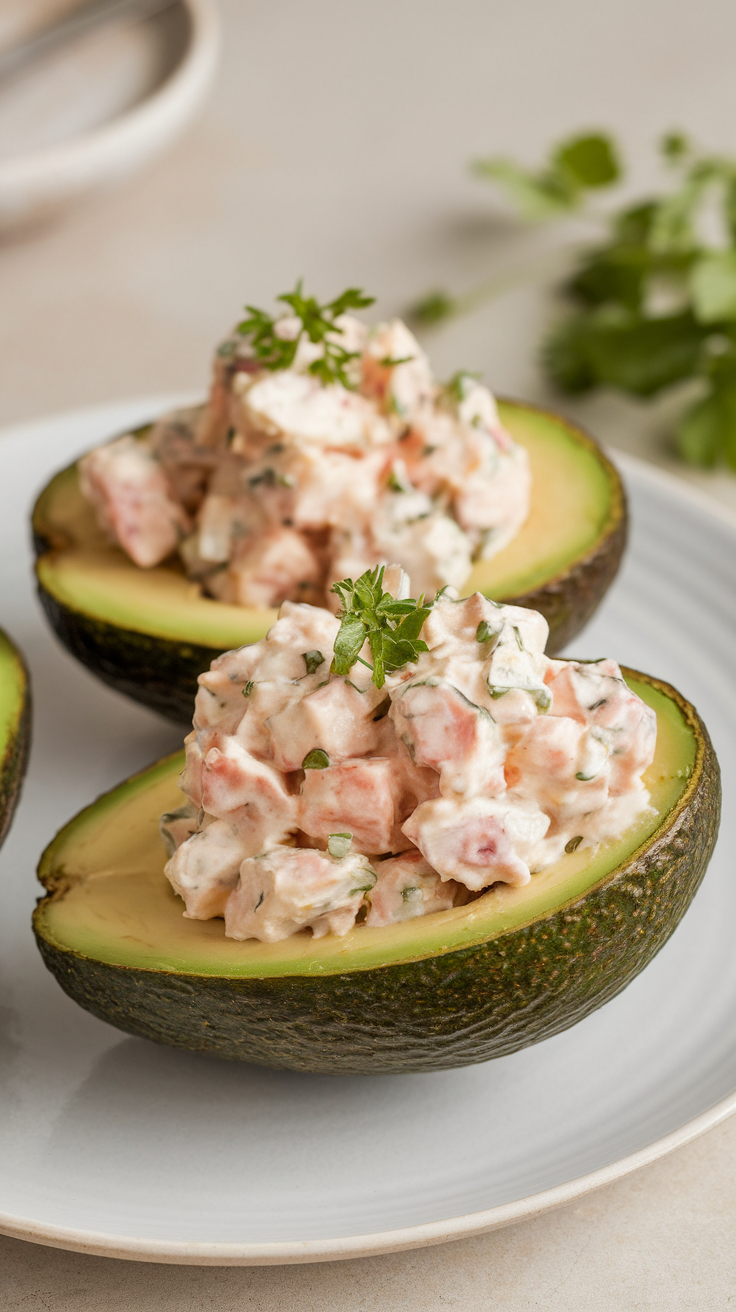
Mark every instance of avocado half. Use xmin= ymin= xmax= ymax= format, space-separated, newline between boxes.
xmin=34 ymin=670 xmax=718 ymax=1075
xmin=0 ymin=628 xmax=30 ymax=850
xmin=32 ymin=401 xmax=627 ymax=723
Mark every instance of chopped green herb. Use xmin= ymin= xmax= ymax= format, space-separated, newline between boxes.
xmin=475 ymin=620 xmax=497 ymax=644
xmin=513 ymin=625 xmax=525 ymax=651
xmin=387 ymin=465 xmax=412 ymax=493
xmin=401 ymin=885 xmax=420 ymax=902
xmin=302 ymin=748 xmax=330 ymax=770
xmin=575 ymin=771 xmax=596 ymax=782
xmin=242 ymin=681 xmax=254 ymax=697
xmin=350 ymin=868 xmax=377 ymax=896
xmin=254 ymin=891 xmax=265 ymax=910
xmin=302 ymin=650 xmax=324 ymax=675
xmin=237 ymin=282 xmax=374 ymax=390
xmin=327 ymin=832 xmax=352 ymax=859
xmin=444 ymin=370 xmax=481 ymax=403
xmin=330 ymin=565 xmax=433 ymax=690
xmin=565 ymin=835 xmax=584 ymax=853
xmin=379 ymin=355 xmax=415 ymax=366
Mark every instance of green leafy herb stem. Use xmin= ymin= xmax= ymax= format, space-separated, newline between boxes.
xmin=412 ymin=130 xmax=736 ymax=469
xmin=330 ymin=566 xmax=433 ymax=689
xmin=237 ymin=282 xmax=374 ymax=389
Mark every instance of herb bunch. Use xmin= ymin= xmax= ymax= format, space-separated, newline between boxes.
xmin=237 ymin=282 xmax=374 ymax=389
xmin=413 ymin=131 xmax=736 ymax=469
xmin=330 ymin=566 xmax=433 ymax=689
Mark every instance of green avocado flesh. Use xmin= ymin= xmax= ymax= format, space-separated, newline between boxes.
xmin=32 ymin=401 xmax=626 ymax=722
xmin=34 ymin=672 xmax=720 ymax=1074
xmin=0 ymin=629 xmax=30 ymax=850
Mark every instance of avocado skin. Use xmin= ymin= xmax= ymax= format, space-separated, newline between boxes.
xmin=37 ymin=584 xmax=217 ymax=723
xmin=0 ymin=649 xmax=30 ymax=851
xmin=33 ymin=684 xmax=719 ymax=1074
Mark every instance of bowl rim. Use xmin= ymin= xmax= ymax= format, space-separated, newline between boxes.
xmin=0 ymin=0 xmax=220 ymax=199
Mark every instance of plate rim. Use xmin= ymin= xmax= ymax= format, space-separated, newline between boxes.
xmin=1 ymin=399 xmax=736 ymax=1265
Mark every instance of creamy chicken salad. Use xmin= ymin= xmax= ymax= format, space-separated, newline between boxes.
xmin=161 ymin=567 xmax=657 ymax=943
xmin=78 ymin=287 xmax=530 ymax=608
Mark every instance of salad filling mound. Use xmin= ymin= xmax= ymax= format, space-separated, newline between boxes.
xmin=161 ymin=565 xmax=657 ymax=943
xmin=78 ymin=285 xmax=530 ymax=607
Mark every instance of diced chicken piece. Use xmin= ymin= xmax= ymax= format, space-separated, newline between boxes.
xmin=179 ymin=731 xmax=205 ymax=808
xmin=197 ymin=737 xmax=297 ymax=836
xmin=266 ymin=676 xmax=385 ymax=771
xmin=504 ymin=716 xmax=610 ymax=825
xmin=197 ymin=493 xmax=241 ymax=563
xmin=243 ymin=371 xmax=391 ymax=450
xmin=159 ymin=802 xmax=198 ymax=857
xmin=289 ymin=448 xmax=386 ymax=531
xmin=149 ymin=406 xmax=215 ymax=513
xmin=224 ymin=846 xmax=376 ymax=941
xmin=366 ymin=850 xmax=462 ymax=927
xmin=165 ymin=817 xmax=253 ymax=919
xmin=546 ymin=661 xmax=657 ymax=795
xmin=361 ymin=319 xmax=434 ymax=421
xmin=403 ymin=795 xmax=549 ymax=889
xmin=373 ymin=508 xmax=472 ymax=597
xmin=389 ymin=679 xmax=505 ymax=797
xmin=453 ymin=445 xmax=531 ymax=554
xmin=78 ymin=435 xmax=189 ymax=567
xmin=299 ymin=757 xmax=421 ymax=854
xmin=483 ymin=611 xmax=551 ymax=709
xmin=212 ymin=526 xmax=323 ymax=609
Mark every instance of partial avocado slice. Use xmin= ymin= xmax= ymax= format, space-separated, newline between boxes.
xmin=34 ymin=671 xmax=718 ymax=1074
xmin=32 ymin=400 xmax=626 ymax=722
xmin=0 ymin=628 xmax=30 ymax=850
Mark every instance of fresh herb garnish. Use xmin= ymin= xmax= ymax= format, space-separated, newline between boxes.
xmin=565 ymin=835 xmax=584 ymax=853
xmin=412 ymin=129 xmax=736 ymax=469
xmin=327 ymin=832 xmax=352 ymax=859
xmin=302 ymin=748 xmax=330 ymax=770
xmin=237 ymin=282 xmax=375 ymax=389
xmin=330 ymin=566 xmax=433 ymax=690
xmin=379 ymin=354 xmax=415 ymax=366
xmin=302 ymin=650 xmax=325 ymax=675
xmin=242 ymin=681 xmax=254 ymax=697
xmin=575 ymin=771 xmax=596 ymax=782
xmin=401 ymin=885 xmax=420 ymax=901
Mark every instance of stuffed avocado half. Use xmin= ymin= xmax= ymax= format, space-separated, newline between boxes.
xmin=34 ymin=669 xmax=717 ymax=1075
xmin=0 ymin=628 xmax=30 ymax=850
xmin=33 ymin=399 xmax=626 ymax=723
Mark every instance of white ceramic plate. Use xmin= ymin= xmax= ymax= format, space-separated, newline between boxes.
xmin=0 ymin=399 xmax=735 ymax=1266
xmin=0 ymin=0 xmax=219 ymax=230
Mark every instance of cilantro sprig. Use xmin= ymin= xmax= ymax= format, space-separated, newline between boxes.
xmin=411 ymin=130 xmax=736 ymax=469
xmin=330 ymin=566 xmax=433 ymax=689
xmin=237 ymin=282 xmax=375 ymax=389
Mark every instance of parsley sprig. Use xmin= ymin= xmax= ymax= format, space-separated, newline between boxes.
xmin=330 ymin=566 xmax=433 ymax=689
xmin=237 ymin=282 xmax=375 ymax=389
xmin=412 ymin=131 xmax=736 ymax=469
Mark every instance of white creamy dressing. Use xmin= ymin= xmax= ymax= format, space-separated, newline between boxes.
xmin=162 ymin=587 xmax=657 ymax=942
xmin=78 ymin=314 xmax=530 ymax=606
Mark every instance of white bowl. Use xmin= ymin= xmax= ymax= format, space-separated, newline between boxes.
xmin=0 ymin=0 xmax=219 ymax=231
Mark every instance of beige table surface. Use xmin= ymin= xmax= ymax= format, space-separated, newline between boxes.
xmin=3 ymin=0 xmax=736 ymax=1306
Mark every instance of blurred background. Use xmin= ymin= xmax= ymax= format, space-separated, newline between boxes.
xmin=3 ymin=0 xmax=736 ymax=499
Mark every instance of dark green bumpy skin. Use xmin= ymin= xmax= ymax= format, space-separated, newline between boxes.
xmin=36 ymin=585 xmax=219 ymax=724
xmin=0 ymin=657 xmax=31 ymax=852
xmin=34 ymin=688 xmax=719 ymax=1074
